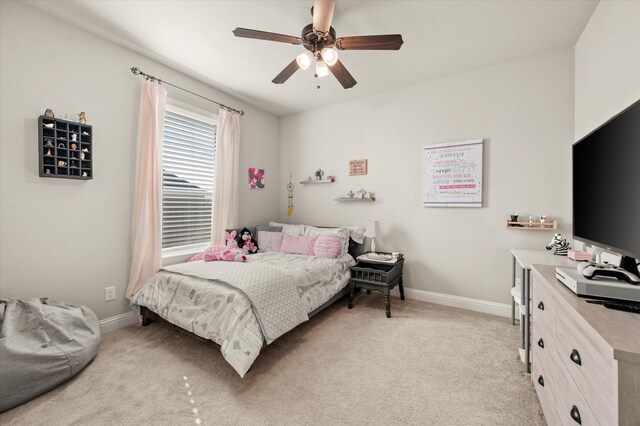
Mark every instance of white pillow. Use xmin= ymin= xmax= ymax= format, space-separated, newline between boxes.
xmin=257 ymin=231 xmax=284 ymax=252
xmin=269 ymin=222 xmax=305 ymax=236
xmin=347 ymin=226 xmax=366 ymax=244
xmin=304 ymin=226 xmax=350 ymax=257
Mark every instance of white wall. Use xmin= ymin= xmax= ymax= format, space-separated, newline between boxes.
xmin=280 ymin=49 xmax=575 ymax=305
xmin=575 ymin=1 xmax=640 ymax=140
xmin=574 ymin=1 xmax=640 ymax=264
xmin=0 ymin=1 xmax=280 ymax=320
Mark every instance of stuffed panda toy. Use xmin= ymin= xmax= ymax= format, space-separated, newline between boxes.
xmin=237 ymin=227 xmax=259 ymax=254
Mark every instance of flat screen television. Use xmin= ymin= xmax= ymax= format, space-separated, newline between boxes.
xmin=573 ymin=99 xmax=640 ymax=276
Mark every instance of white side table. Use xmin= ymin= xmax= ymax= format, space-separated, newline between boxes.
xmin=510 ymin=249 xmax=577 ymax=373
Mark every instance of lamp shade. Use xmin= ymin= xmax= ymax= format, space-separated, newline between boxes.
xmin=315 ymin=60 xmax=329 ymax=78
xmin=364 ymin=220 xmax=382 ymax=239
xmin=320 ymin=47 xmax=339 ymax=66
xmin=296 ymin=51 xmax=313 ymax=70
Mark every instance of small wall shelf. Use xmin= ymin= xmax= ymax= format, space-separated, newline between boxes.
xmin=299 ymin=179 xmax=334 ymax=184
xmin=39 ymin=115 xmax=93 ymax=180
xmin=506 ymin=221 xmax=557 ymax=230
xmin=335 ymin=197 xmax=376 ymax=202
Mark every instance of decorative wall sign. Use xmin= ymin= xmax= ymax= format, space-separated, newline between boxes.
xmin=287 ymin=175 xmax=294 ymax=216
xmin=248 ymin=168 xmax=265 ymax=189
xmin=423 ymin=139 xmax=483 ymax=207
xmin=349 ymin=159 xmax=368 ymax=176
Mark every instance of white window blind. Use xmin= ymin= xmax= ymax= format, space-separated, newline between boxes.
xmin=162 ymin=108 xmax=216 ymax=249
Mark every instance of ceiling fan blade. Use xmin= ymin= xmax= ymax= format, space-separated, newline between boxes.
xmin=328 ymin=60 xmax=357 ymax=89
xmin=335 ymin=34 xmax=404 ymax=50
xmin=313 ymin=0 xmax=336 ymax=35
xmin=233 ymin=28 xmax=303 ymax=45
xmin=272 ymin=59 xmax=300 ymax=84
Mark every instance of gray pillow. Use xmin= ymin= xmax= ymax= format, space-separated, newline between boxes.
xmin=256 ymin=225 xmax=283 ymax=233
xmin=256 ymin=225 xmax=282 ymax=248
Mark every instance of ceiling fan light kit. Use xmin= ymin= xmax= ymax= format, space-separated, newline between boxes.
xmin=232 ymin=0 xmax=404 ymax=89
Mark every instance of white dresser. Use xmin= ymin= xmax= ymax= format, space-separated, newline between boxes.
xmin=531 ymin=265 xmax=640 ymax=425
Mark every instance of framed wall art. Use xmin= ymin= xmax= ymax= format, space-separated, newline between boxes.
xmin=349 ymin=159 xmax=368 ymax=176
xmin=248 ymin=168 xmax=264 ymax=189
xmin=423 ymin=139 xmax=483 ymax=207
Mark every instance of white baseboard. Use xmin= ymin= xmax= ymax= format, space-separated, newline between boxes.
xmin=391 ymin=287 xmax=512 ymax=318
xmin=99 ymin=311 xmax=139 ymax=334
xmin=98 ymin=290 xmax=510 ymax=334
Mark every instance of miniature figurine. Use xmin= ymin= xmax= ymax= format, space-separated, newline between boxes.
xmin=44 ymin=109 xmax=55 ymax=118
xmin=81 ymin=148 xmax=89 ymax=152
xmin=44 ymin=139 xmax=54 ymax=147
xmin=70 ymin=133 xmax=77 ymax=142
xmin=80 ymin=153 xmax=85 ymax=160
xmin=44 ymin=123 xmax=54 ymax=128
xmin=82 ymin=171 xmax=88 ymax=177
xmin=57 ymin=160 xmax=66 ymax=167
xmin=45 ymin=149 xmax=52 ymax=156
xmin=82 ymin=131 xmax=90 ymax=136
xmin=78 ymin=112 xmax=87 ymax=124
xmin=58 ymin=143 xmax=64 ymax=148
xmin=315 ymin=168 xmax=325 ymax=180
xmin=45 ymin=169 xmax=51 ymax=175
xmin=71 ymin=143 xmax=77 ymax=150
xmin=348 ymin=190 xmax=355 ymax=198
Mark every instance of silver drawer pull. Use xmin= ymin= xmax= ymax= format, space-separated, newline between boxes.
xmin=570 ymin=405 xmax=582 ymax=424
xmin=537 ymin=338 xmax=544 ymax=349
xmin=537 ymin=375 xmax=544 ymax=387
xmin=570 ymin=349 xmax=582 ymax=366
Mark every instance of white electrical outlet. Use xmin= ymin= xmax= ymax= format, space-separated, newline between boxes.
xmin=104 ymin=286 xmax=116 ymax=301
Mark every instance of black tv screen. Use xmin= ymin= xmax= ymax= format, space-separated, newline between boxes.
xmin=573 ymin=99 xmax=640 ymax=259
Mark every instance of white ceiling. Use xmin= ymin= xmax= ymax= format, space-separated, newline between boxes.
xmin=26 ymin=0 xmax=598 ymax=117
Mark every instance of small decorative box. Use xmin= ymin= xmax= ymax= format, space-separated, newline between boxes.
xmin=568 ymin=250 xmax=593 ymax=261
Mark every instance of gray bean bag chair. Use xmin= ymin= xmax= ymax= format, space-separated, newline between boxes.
xmin=0 ymin=298 xmax=101 ymax=412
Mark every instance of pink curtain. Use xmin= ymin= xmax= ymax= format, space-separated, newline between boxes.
xmin=211 ymin=109 xmax=240 ymax=244
xmin=125 ymin=80 xmax=167 ymax=299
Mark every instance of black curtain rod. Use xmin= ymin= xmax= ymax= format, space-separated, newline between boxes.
xmin=130 ymin=67 xmax=245 ymax=116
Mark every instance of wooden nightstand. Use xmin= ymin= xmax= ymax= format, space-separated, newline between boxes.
xmin=348 ymin=252 xmax=405 ymax=318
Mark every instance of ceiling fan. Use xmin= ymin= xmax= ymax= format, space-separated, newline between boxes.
xmin=232 ymin=0 xmax=404 ymax=89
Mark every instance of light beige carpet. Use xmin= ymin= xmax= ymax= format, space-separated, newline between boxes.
xmin=1 ymin=294 xmax=545 ymax=425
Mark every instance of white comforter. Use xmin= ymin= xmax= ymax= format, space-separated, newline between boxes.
xmin=131 ymin=252 xmax=355 ymax=377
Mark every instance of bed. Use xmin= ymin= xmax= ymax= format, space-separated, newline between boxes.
xmin=131 ymin=232 xmax=362 ymax=377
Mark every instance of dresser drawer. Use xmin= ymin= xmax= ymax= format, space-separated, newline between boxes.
xmin=551 ymin=351 xmax=600 ymax=426
xmin=531 ymin=352 xmax=558 ymax=426
xmin=532 ymin=320 xmax=555 ymax=371
xmin=532 ymin=277 xmax=556 ymax=334
xmin=555 ymin=307 xmax=616 ymax=425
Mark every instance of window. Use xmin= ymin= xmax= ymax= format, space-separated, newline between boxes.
xmin=162 ymin=105 xmax=216 ymax=251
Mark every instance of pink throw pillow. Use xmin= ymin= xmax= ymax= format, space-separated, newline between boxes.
xmin=258 ymin=231 xmax=284 ymax=252
xmin=314 ymin=235 xmax=342 ymax=258
xmin=280 ymin=234 xmax=318 ymax=256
